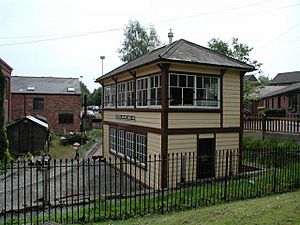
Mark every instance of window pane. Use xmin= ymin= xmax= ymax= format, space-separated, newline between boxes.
xmin=204 ymin=77 xmax=210 ymax=88
xmin=188 ymin=76 xmax=194 ymax=87
xmin=170 ymin=74 xmax=177 ymax=86
xmin=170 ymin=87 xmax=182 ymax=106
xmin=197 ymin=77 xmax=203 ymax=88
xmin=157 ymin=87 xmax=161 ymax=105
xmin=211 ymin=78 xmax=218 ymax=89
xmin=179 ymin=75 xmax=186 ymax=87
xmin=183 ymin=88 xmax=193 ymax=105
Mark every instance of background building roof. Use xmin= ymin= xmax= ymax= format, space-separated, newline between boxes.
xmin=96 ymin=39 xmax=255 ymax=82
xmin=11 ymin=76 xmax=81 ymax=95
xmin=262 ymin=82 xmax=300 ymax=98
xmin=270 ymin=71 xmax=300 ymax=85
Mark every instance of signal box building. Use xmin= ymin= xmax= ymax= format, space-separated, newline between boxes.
xmin=96 ymin=39 xmax=255 ymax=188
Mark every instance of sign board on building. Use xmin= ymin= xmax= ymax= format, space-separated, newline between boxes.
xmin=115 ymin=114 xmax=136 ymax=121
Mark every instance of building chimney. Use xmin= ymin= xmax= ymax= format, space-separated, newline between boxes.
xmin=168 ymin=29 xmax=174 ymax=44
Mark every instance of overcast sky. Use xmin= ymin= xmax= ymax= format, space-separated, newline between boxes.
xmin=1 ymin=0 xmax=299 ymax=91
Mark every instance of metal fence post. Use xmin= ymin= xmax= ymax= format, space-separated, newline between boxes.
xmin=224 ymin=151 xmax=229 ymax=201
xmin=273 ymin=147 xmax=278 ymax=193
xmin=262 ymin=114 xmax=267 ymax=140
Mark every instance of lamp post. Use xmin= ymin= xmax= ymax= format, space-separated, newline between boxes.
xmin=100 ymin=56 xmax=105 ymax=75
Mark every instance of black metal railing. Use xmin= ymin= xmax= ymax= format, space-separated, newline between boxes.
xmin=0 ymin=147 xmax=299 ymax=224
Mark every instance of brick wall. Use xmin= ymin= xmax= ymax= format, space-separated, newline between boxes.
xmin=11 ymin=94 xmax=81 ymax=133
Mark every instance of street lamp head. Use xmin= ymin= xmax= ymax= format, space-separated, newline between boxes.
xmin=100 ymin=56 xmax=105 ymax=60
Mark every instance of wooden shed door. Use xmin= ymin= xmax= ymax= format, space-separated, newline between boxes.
xmin=197 ymin=138 xmax=215 ymax=179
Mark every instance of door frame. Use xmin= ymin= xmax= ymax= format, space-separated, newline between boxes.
xmin=197 ymin=137 xmax=216 ymax=179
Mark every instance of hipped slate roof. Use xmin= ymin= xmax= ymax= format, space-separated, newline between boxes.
xmin=96 ymin=39 xmax=255 ymax=82
xmin=11 ymin=76 xmax=81 ymax=95
xmin=270 ymin=71 xmax=300 ymax=85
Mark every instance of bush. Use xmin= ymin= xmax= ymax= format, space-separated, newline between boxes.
xmin=60 ymin=132 xmax=89 ymax=145
xmin=264 ymin=108 xmax=286 ymax=117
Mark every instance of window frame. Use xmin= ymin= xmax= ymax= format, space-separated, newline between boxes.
xmin=169 ymin=73 xmax=221 ymax=109
xmin=33 ymin=97 xmax=44 ymax=111
xmin=104 ymin=85 xmax=116 ymax=108
xmin=58 ymin=113 xmax=74 ymax=124
xmin=109 ymin=126 xmax=147 ymax=168
xmin=117 ymin=82 xmax=127 ymax=108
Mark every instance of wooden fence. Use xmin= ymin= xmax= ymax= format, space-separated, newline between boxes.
xmin=244 ymin=116 xmax=300 ymax=134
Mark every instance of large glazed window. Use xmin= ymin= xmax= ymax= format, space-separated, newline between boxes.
xmin=169 ymin=73 xmax=220 ymax=108
xmin=109 ymin=127 xmax=147 ymax=166
xmin=117 ymin=82 xmax=126 ymax=107
xmin=136 ymin=77 xmax=148 ymax=107
xmin=104 ymin=85 xmax=116 ymax=108
xmin=150 ymin=75 xmax=161 ymax=106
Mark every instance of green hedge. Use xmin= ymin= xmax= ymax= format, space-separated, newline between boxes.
xmin=258 ymin=108 xmax=286 ymax=117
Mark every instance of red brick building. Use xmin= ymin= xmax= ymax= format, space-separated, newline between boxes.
xmin=11 ymin=76 xmax=81 ymax=133
xmin=259 ymin=71 xmax=300 ymax=118
xmin=0 ymin=58 xmax=13 ymax=124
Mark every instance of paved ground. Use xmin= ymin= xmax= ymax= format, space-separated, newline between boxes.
xmin=0 ymin=138 xmax=143 ymax=223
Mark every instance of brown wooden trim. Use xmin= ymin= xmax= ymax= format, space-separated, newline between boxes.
xmin=169 ymin=70 xmax=222 ymax=77
xmin=160 ymin=63 xmax=170 ymax=188
xmin=168 ymin=127 xmax=241 ymax=135
xmin=239 ymin=71 xmax=245 ymax=172
xmin=102 ymin=107 xmax=221 ymax=113
xmin=103 ymin=121 xmax=161 ymax=134
xmin=220 ymin=69 xmax=225 ymax=128
xmin=129 ymin=71 xmax=136 ymax=78
xmin=168 ymin=108 xmax=221 ymax=113
xmin=103 ymin=108 xmax=162 ymax=112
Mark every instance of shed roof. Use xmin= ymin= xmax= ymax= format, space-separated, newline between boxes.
xmin=96 ymin=39 xmax=255 ymax=82
xmin=8 ymin=115 xmax=49 ymax=129
xmin=11 ymin=76 xmax=81 ymax=95
xmin=270 ymin=71 xmax=300 ymax=85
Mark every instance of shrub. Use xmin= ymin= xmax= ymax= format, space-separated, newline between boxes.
xmin=264 ymin=108 xmax=286 ymax=117
xmin=60 ymin=132 xmax=89 ymax=145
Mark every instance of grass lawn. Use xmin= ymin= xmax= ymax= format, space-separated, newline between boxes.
xmin=49 ymin=129 xmax=102 ymax=160
xmin=91 ymin=191 xmax=300 ymax=225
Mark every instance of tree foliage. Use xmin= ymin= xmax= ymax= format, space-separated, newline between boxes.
xmin=208 ymin=37 xmax=264 ymax=106
xmin=258 ymin=75 xmax=270 ymax=86
xmin=80 ymin=81 xmax=102 ymax=107
xmin=80 ymin=81 xmax=91 ymax=107
xmin=208 ymin=37 xmax=262 ymax=71
xmin=118 ymin=20 xmax=161 ymax=62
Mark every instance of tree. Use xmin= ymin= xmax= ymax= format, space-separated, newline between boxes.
xmin=80 ymin=81 xmax=91 ymax=107
xmin=208 ymin=37 xmax=263 ymax=106
xmin=208 ymin=37 xmax=262 ymax=71
xmin=118 ymin=20 xmax=162 ymax=62
xmin=90 ymin=87 xmax=102 ymax=106
xmin=0 ymin=69 xmax=10 ymax=161
xmin=258 ymin=75 xmax=270 ymax=86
